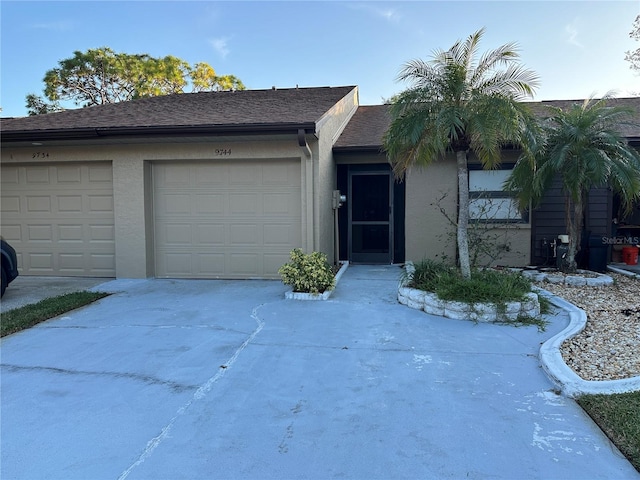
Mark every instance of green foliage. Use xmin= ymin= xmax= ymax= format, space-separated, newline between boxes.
xmin=27 ymin=47 xmax=246 ymax=115
xmin=383 ymin=28 xmax=539 ymax=278
xmin=407 ymin=259 xmax=457 ymax=293
xmin=407 ymin=260 xmax=545 ymax=329
xmin=578 ymin=391 xmax=640 ymax=472
xmin=626 ymin=15 xmax=640 ymax=74
xmin=1 ymin=291 xmax=109 ymax=337
xmin=436 ymin=268 xmax=532 ymax=304
xmin=408 ymin=259 xmax=532 ymax=303
xmin=278 ymin=249 xmax=336 ymax=294
xmin=507 ymin=95 xmax=640 ymax=272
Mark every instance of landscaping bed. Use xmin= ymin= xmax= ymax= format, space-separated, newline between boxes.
xmin=540 ymin=272 xmax=640 ymax=381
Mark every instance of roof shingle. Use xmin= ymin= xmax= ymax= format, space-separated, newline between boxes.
xmin=334 ymin=98 xmax=640 ymax=150
xmin=1 ymin=86 xmax=357 ymax=136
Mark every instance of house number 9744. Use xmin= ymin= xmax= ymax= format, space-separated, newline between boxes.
xmin=215 ymin=148 xmax=231 ymax=156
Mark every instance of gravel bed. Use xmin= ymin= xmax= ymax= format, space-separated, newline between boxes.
xmin=538 ymin=272 xmax=640 ymax=381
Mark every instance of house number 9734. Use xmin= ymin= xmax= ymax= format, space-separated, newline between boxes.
xmin=215 ymin=148 xmax=231 ymax=156
xmin=32 ymin=152 xmax=50 ymax=158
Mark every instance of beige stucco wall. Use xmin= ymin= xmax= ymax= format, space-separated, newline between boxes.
xmin=405 ymin=158 xmax=458 ymax=263
xmin=405 ymin=152 xmax=531 ymax=268
xmin=314 ymin=87 xmax=359 ymax=263
xmin=1 ymin=136 xmax=311 ymax=278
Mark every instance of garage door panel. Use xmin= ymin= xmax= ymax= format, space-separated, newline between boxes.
xmin=2 ymin=196 xmax=20 ymax=212
xmin=195 ymin=194 xmax=225 ymax=214
xmin=195 ymin=164 xmax=227 ymax=185
xmin=263 ymin=253 xmax=291 ymax=274
xmin=197 ymin=253 xmax=225 ymax=276
xmin=264 ymin=224 xmax=300 ymax=245
xmin=25 ymin=167 xmax=51 ymax=183
xmin=58 ymin=224 xmax=84 ymax=242
xmin=263 ymin=192 xmax=300 ymax=214
xmin=88 ymin=195 xmax=114 ymax=213
xmin=195 ymin=224 xmax=225 ymax=245
xmin=154 ymin=160 xmax=301 ymax=278
xmin=0 ymin=163 xmax=115 ymax=277
xmin=229 ymin=193 xmax=258 ymax=214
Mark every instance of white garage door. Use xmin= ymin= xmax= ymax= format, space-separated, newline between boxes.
xmin=0 ymin=163 xmax=115 ymax=276
xmin=153 ymin=159 xmax=302 ymax=279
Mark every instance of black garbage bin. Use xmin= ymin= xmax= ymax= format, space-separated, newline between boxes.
xmin=588 ymin=234 xmax=608 ymax=272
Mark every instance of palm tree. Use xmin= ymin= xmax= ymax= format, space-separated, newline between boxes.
xmin=383 ymin=28 xmax=539 ymax=278
xmin=506 ymin=95 xmax=640 ymax=273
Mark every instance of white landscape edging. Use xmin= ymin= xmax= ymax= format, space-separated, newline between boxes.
xmin=519 ymin=268 xmax=613 ymax=286
xmin=537 ymin=288 xmax=640 ymax=397
xmin=284 ymin=261 xmax=349 ymax=300
xmin=397 ymin=262 xmax=540 ymax=322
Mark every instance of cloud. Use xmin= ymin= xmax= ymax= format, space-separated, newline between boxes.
xmin=346 ymin=3 xmax=401 ymax=23
xmin=209 ymin=37 xmax=230 ymax=59
xmin=565 ymin=21 xmax=583 ymax=48
xmin=30 ymin=20 xmax=73 ymax=31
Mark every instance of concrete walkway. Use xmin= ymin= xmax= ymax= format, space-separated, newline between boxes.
xmin=1 ymin=266 xmax=637 ymax=479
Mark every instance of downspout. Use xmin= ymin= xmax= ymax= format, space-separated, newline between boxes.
xmin=298 ymin=129 xmax=314 ymax=252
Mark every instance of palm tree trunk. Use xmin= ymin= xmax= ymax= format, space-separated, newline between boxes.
xmin=456 ymin=150 xmax=472 ymax=279
xmin=564 ymin=195 xmax=583 ymax=273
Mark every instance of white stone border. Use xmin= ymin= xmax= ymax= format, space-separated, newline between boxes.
xmin=398 ymin=286 xmax=540 ymax=322
xmin=537 ymin=288 xmax=640 ymax=397
xmin=607 ymin=264 xmax=640 ymax=279
xmin=284 ymin=262 xmax=349 ymax=300
xmin=397 ymin=262 xmax=540 ymax=323
xmin=519 ymin=268 xmax=613 ymax=287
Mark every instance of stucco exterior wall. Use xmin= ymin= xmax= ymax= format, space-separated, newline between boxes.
xmin=1 ymin=136 xmax=309 ymax=278
xmin=405 ymin=158 xmax=458 ymax=263
xmin=314 ymin=87 xmax=359 ymax=263
xmin=405 ymin=153 xmax=531 ymax=268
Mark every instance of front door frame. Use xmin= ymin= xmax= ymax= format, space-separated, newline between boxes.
xmin=347 ymin=168 xmax=393 ymax=264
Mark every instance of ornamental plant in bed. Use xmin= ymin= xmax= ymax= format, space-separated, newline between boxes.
xmin=278 ymin=248 xmax=336 ymax=294
xmin=408 ymin=259 xmax=533 ymax=304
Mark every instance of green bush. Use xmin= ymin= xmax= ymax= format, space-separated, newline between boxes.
xmin=278 ymin=248 xmax=336 ymax=294
xmin=408 ymin=260 xmax=532 ymax=304
xmin=408 ymin=259 xmax=457 ymax=293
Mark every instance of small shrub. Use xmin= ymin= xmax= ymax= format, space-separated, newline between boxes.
xmin=407 ymin=259 xmax=456 ymax=292
xmin=278 ymin=248 xmax=336 ymax=294
xmin=408 ymin=261 xmax=533 ymax=304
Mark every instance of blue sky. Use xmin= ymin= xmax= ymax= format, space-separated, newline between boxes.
xmin=1 ymin=1 xmax=638 ymax=117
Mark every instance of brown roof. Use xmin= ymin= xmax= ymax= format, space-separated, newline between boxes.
xmin=333 ymin=104 xmax=390 ymax=151
xmin=1 ymin=86 xmax=357 ymax=141
xmin=334 ymin=97 xmax=640 ymax=151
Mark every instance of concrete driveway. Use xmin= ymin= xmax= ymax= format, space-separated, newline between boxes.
xmin=1 ymin=266 xmax=637 ymax=480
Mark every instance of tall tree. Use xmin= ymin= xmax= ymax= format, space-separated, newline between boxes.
xmin=383 ymin=28 xmax=539 ymax=278
xmin=506 ymin=95 xmax=640 ymax=273
xmin=27 ymin=47 xmax=245 ymax=115
xmin=625 ymin=15 xmax=640 ymax=74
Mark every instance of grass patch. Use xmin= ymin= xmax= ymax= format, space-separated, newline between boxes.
xmin=409 ymin=259 xmax=532 ymax=303
xmin=1 ymin=291 xmax=110 ymax=337
xmin=407 ymin=259 xmax=547 ymax=330
xmin=578 ymin=391 xmax=640 ymax=472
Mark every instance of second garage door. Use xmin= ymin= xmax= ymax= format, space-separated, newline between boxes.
xmin=0 ymin=163 xmax=115 ymax=277
xmin=153 ymin=159 xmax=302 ymax=279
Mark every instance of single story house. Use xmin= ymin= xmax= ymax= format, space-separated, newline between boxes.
xmin=1 ymin=86 xmax=638 ymax=279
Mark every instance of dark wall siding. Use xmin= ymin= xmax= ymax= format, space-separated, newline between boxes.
xmin=531 ymin=177 xmax=612 ymax=265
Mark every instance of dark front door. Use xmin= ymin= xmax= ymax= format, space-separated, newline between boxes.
xmin=349 ymin=171 xmax=392 ymax=263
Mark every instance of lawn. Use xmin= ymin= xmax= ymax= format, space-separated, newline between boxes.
xmin=578 ymin=391 xmax=640 ymax=472
xmin=0 ymin=291 xmax=109 ymax=337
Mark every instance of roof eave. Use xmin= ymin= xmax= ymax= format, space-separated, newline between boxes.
xmin=0 ymin=122 xmax=318 ymax=143
xmin=333 ymin=145 xmax=385 ymax=154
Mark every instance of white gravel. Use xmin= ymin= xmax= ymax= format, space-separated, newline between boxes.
xmin=538 ymin=272 xmax=640 ymax=381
